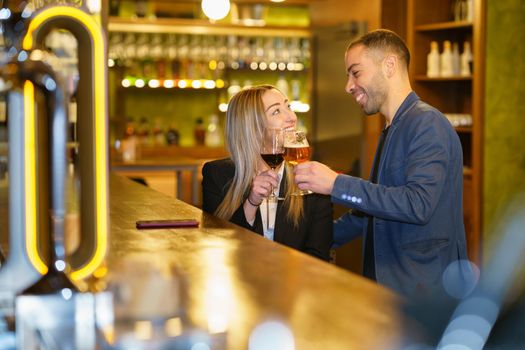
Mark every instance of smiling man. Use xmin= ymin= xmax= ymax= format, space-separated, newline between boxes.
xmin=294 ymin=29 xmax=473 ymax=298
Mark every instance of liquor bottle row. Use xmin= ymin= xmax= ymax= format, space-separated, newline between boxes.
xmin=426 ymin=40 xmax=473 ymax=78
xmin=444 ymin=113 xmax=473 ymax=128
xmin=108 ymin=32 xmax=311 ymax=83
xmin=117 ymin=115 xmax=225 ymax=162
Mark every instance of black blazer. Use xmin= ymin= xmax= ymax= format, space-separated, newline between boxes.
xmin=202 ymin=158 xmax=333 ymax=261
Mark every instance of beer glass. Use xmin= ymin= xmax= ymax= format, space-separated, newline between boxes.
xmin=284 ymin=130 xmax=312 ymax=196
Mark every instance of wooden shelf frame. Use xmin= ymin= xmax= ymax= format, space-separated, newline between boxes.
xmin=407 ymin=0 xmax=485 ymax=264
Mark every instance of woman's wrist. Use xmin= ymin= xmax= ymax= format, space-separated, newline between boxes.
xmin=247 ymin=196 xmax=262 ymax=207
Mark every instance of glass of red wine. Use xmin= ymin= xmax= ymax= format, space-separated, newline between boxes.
xmin=261 ymin=127 xmax=285 ymax=203
xmin=261 ymin=127 xmax=285 ymax=230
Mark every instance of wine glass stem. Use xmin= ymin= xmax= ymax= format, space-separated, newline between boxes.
xmin=266 ymin=199 xmax=270 ymax=231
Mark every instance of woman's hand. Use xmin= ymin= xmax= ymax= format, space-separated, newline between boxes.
xmin=247 ymin=169 xmax=280 ymax=206
xmin=243 ymin=168 xmax=279 ymax=226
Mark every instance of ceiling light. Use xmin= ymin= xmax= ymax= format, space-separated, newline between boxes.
xmin=201 ymin=0 xmax=231 ymax=21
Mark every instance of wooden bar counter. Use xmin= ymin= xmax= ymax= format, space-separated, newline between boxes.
xmin=104 ymin=174 xmax=405 ymax=349
xmin=0 ymin=174 xmax=406 ymax=348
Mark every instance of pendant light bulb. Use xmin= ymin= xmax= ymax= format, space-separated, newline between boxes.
xmin=201 ymin=0 xmax=230 ymax=21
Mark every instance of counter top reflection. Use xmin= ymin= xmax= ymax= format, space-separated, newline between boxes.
xmin=105 ymin=174 xmax=404 ymax=349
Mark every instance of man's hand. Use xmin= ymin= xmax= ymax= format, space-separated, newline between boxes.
xmin=293 ymin=161 xmax=338 ymax=195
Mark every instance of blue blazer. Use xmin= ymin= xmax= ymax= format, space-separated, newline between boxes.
xmin=332 ymin=92 xmax=471 ymax=297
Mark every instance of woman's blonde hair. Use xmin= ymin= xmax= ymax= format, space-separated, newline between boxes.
xmin=215 ymin=84 xmax=304 ymax=226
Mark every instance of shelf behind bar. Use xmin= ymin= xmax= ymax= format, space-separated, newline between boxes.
xmin=108 ymin=17 xmax=312 ymax=38
xmin=414 ymin=75 xmax=472 ymax=82
xmin=415 ymin=21 xmax=473 ymax=31
xmin=455 ymin=126 xmax=472 ymax=133
xmin=463 ymin=167 xmax=473 ymax=179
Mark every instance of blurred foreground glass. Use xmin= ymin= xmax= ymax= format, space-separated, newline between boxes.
xmin=101 ymin=258 xmax=226 ymax=349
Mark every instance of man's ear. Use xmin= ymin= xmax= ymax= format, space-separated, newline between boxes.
xmin=383 ymin=54 xmax=397 ymax=78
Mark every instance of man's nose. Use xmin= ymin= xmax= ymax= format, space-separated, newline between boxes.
xmin=345 ymin=77 xmax=355 ymax=94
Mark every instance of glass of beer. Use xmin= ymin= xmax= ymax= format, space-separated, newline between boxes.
xmin=284 ymin=130 xmax=312 ymax=196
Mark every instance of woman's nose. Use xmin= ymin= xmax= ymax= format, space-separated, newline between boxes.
xmin=287 ymin=109 xmax=298 ymax=123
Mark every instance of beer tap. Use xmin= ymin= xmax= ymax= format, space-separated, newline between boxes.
xmin=1 ymin=1 xmax=76 ymax=294
xmin=0 ymin=1 xmax=109 ymax=296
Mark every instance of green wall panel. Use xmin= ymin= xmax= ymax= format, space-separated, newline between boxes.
xmin=484 ymin=0 xmax=525 ymax=259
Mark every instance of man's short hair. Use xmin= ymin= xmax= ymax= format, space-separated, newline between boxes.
xmin=348 ymin=29 xmax=410 ymax=69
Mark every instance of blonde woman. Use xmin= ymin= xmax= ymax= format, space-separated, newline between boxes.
xmin=202 ymin=85 xmax=332 ymax=261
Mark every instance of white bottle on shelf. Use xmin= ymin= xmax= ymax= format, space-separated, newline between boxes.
xmin=466 ymin=0 xmax=474 ymax=21
xmin=439 ymin=40 xmax=454 ymax=77
xmin=427 ymin=41 xmax=440 ymax=77
xmin=452 ymin=42 xmax=461 ymax=76
xmin=460 ymin=41 xmax=473 ymax=76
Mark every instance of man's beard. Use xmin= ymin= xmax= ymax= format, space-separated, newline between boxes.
xmin=362 ymin=72 xmax=388 ymax=115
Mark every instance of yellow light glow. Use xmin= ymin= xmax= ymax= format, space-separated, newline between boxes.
xmin=215 ymin=79 xmax=225 ymax=89
xmin=191 ymin=80 xmax=202 ymax=89
xmin=218 ymin=103 xmax=228 ymax=112
xmin=163 ymin=79 xmax=175 ymax=88
xmin=24 ymin=6 xmax=108 ymax=281
xmin=203 ymin=80 xmax=216 ymax=89
xmin=24 ymin=81 xmax=48 ymax=275
xmin=148 ymin=79 xmax=160 ymax=88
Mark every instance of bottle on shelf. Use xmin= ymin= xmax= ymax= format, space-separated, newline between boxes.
xmin=460 ymin=41 xmax=473 ymax=76
xmin=178 ymin=34 xmax=190 ymax=79
xmin=165 ymin=34 xmax=177 ymax=80
xmin=427 ymin=41 xmax=440 ymax=77
xmin=166 ymin=123 xmax=180 ymax=146
xmin=301 ymin=38 xmax=311 ymax=70
xmin=109 ymin=0 xmax=120 ymax=16
xmin=151 ymin=119 xmax=166 ymax=146
xmin=228 ymin=35 xmax=241 ymax=70
xmin=276 ymin=74 xmax=289 ymax=98
xmin=439 ymin=40 xmax=454 ymax=77
xmin=194 ymin=117 xmax=206 ymax=146
xmin=291 ymin=79 xmax=301 ymax=101
xmin=466 ymin=0 xmax=474 ymax=21
xmin=205 ymin=114 xmax=223 ymax=147
xmin=452 ymin=42 xmax=461 ymax=76
xmin=151 ymin=33 xmax=166 ymax=79
xmin=137 ymin=116 xmax=151 ymax=146
xmin=453 ymin=0 xmax=465 ymax=21
xmin=122 ymin=118 xmax=137 ymax=162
